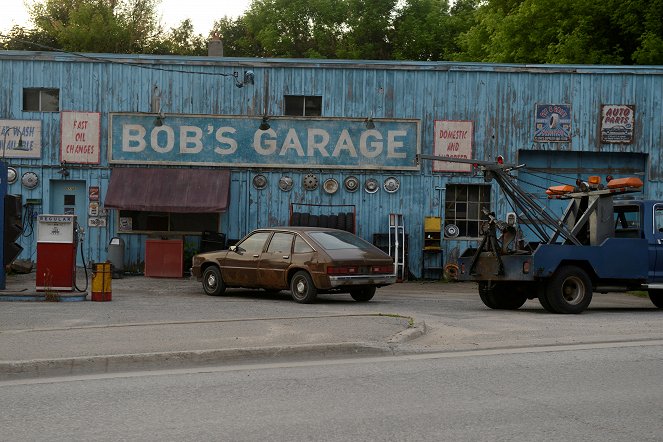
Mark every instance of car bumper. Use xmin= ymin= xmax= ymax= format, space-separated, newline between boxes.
xmin=327 ymin=274 xmax=397 ymax=287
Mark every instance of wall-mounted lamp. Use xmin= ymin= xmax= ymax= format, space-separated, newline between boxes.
xmin=259 ymin=116 xmax=270 ymax=131
xmin=154 ymin=112 xmax=165 ymax=127
xmin=234 ymin=70 xmax=255 ymax=88
xmin=1 ymin=126 xmax=24 ymax=161
xmin=58 ymin=162 xmax=70 ymax=177
xmin=364 ymin=116 xmax=375 ymax=130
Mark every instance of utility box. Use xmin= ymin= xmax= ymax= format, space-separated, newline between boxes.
xmin=107 ymin=237 xmax=125 ymax=278
xmin=36 ymin=215 xmax=77 ymax=291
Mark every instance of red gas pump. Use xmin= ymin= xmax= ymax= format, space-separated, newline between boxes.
xmin=36 ymin=214 xmax=78 ymax=291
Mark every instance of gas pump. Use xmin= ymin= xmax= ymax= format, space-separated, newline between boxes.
xmin=36 ymin=214 xmax=78 ymax=291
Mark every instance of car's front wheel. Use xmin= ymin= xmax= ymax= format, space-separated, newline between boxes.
xmin=350 ymin=286 xmax=376 ymax=302
xmin=202 ymin=266 xmax=226 ymax=296
xmin=290 ymin=271 xmax=318 ymax=303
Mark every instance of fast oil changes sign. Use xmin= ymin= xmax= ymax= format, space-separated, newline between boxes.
xmin=109 ymin=113 xmax=420 ymax=170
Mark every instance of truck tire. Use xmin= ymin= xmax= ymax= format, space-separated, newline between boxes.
xmin=545 ymin=266 xmax=593 ymax=314
xmin=478 ymin=282 xmax=527 ymax=310
xmin=648 ymin=290 xmax=663 ymax=308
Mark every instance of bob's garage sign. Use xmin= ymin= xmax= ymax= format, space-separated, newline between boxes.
xmin=109 ymin=113 xmax=420 ymax=171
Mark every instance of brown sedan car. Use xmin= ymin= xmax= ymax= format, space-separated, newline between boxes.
xmin=191 ymin=227 xmax=396 ymax=303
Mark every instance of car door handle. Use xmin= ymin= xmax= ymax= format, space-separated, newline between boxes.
xmin=282 ymin=255 xmax=290 ymax=259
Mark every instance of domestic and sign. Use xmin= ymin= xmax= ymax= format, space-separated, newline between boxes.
xmin=109 ymin=113 xmax=421 ymax=170
xmin=534 ymin=104 xmax=571 ymax=142
xmin=600 ymin=104 xmax=634 ymax=144
xmin=0 ymin=120 xmax=42 ymax=159
xmin=60 ymin=111 xmax=101 ymax=164
xmin=433 ymin=120 xmax=474 ymax=173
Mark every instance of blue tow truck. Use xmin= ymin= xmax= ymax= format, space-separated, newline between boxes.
xmin=417 ymin=154 xmax=663 ymax=314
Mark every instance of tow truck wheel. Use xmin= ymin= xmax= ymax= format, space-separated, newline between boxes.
xmin=478 ymin=282 xmax=527 ymax=310
xmin=545 ymin=266 xmax=593 ymax=314
xmin=648 ymin=290 xmax=663 ymax=308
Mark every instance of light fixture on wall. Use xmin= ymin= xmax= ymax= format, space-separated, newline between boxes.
xmin=58 ymin=161 xmax=70 ymax=178
xmin=364 ymin=116 xmax=375 ymax=130
xmin=233 ymin=70 xmax=255 ymax=88
xmin=154 ymin=112 xmax=165 ymax=127
xmin=259 ymin=116 xmax=270 ymax=131
xmin=1 ymin=126 xmax=24 ymax=160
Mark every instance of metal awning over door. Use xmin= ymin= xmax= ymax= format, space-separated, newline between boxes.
xmin=104 ymin=168 xmax=230 ymax=213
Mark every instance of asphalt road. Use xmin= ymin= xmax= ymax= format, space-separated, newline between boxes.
xmin=2 ymin=341 xmax=662 ymax=442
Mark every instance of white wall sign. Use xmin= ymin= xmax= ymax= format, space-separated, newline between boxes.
xmin=60 ymin=111 xmax=101 ymax=164
xmin=0 ymin=120 xmax=42 ymax=159
xmin=433 ymin=120 xmax=473 ymax=173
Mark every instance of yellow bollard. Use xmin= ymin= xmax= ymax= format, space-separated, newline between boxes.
xmin=91 ymin=262 xmax=112 ymax=302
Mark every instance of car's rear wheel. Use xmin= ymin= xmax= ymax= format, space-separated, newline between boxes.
xmin=350 ymin=286 xmax=376 ymax=302
xmin=290 ymin=271 xmax=318 ymax=303
xmin=545 ymin=266 xmax=592 ymax=314
xmin=202 ymin=266 xmax=226 ymax=296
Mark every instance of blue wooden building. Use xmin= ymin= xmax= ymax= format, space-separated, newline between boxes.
xmin=1 ymin=49 xmax=662 ymax=278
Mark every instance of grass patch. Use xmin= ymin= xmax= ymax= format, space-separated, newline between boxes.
xmin=376 ymin=313 xmax=415 ymax=328
xmin=627 ymin=291 xmax=648 ymax=298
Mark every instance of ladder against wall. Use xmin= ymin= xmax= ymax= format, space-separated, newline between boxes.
xmin=388 ymin=213 xmax=406 ymax=282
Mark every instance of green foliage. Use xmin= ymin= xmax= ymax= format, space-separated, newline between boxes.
xmin=2 ymin=0 xmax=660 ymax=64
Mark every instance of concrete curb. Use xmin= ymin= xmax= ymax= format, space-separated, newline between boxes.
xmin=387 ymin=321 xmax=427 ymax=344
xmin=0 ymin=342 xmax=393 ymax=381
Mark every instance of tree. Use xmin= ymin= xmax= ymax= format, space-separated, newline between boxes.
xmin=453 ymin=0 xmax=663 ymax=65
xmin=151 ymin=19 xmax=206 ymax=56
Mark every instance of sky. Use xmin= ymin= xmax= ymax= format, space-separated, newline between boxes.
xmin=0 ymin=0 xmax=252 ymax=36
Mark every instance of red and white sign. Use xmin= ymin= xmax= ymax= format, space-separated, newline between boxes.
xmin=433 ymin=120 xmax=473 ymax=173
xmin=60 ymin=111 xmax=101 ymax=164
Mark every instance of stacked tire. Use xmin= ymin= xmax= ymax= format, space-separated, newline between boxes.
xmin=290 ymin=211 xmax=355 ymax=233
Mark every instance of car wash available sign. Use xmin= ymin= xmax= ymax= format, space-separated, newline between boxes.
xmin=109 ymin=113 xmax=420 ymax=170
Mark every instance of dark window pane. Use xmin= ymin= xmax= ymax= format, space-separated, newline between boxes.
xmin=304 ymin=96 xmax=322 ymax=116
xmin=443 ymin=184 xmax=491 ymax=238
xmin=284 ymin=96 xmax=304 ymax=115
xmin=64 ymin=195 xmax=76 ymax=205
xmin=23 ymin=89 xmax=39 ymax=111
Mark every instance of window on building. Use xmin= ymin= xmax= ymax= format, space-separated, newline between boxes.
xmin=284 ymin=95 xmax=322 ymax=116
xmin=118 ymin=210 xmax=219 ymax=234
xmin=444 ymin=184 xmax=492 ymax=238
xmin=23 ymin=88 xmax=60 ymax=112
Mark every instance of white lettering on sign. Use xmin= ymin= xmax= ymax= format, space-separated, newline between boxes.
xmin=121 ymin=123 xmax=413 ymax=163
xmin=214 ymin=127 xmax=238 ymax=154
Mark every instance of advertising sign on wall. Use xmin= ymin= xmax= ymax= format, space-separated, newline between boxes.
xmin=60 ymin=111 xmax=101 ymax=164
xmin=0 ymin=120 xmax=42 ymax=159
xmin=433 ymin=120 xmax=473 ymax=173
xmin=534 ymin=104 xmax=571 ymax=142
xmin=600 ymin=104 xmax=634 ymax=144
xmin=109 ymin=113 xmax=421 ymax=170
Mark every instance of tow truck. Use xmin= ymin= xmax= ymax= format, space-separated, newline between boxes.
xmin=417 ymin=154 xmax=663 ymax=314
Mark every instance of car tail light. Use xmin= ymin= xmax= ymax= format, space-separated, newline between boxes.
xmin=371 ymin=265 xmax=394 ymax=274
xmin=523 ymin=260 xmax=530 ymax=274
xmin=327 ymin=266 xmax=359 ymax=275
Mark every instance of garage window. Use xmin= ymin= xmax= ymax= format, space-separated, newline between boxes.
xmin=444 ymin=184 xmax=491 ymax=238
xmin=284 ymin=95 xmax=322 ymax=116
xmin=118 ymin=210 xmax=219 ymax=234
xmin=23 ymin=88 xmax=59 ymax=112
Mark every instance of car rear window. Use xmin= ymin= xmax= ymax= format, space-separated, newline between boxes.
xmin=308 ymin=231 xmax=371 ymax=250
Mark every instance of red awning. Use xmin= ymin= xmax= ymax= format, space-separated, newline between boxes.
xmin=104 ymin=167 xmax=230 ymax=213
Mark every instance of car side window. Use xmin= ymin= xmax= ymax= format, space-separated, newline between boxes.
xmin=293 ymin=235 xmax=314 ymax=253
xmin=237 ymin=232 xmax=271 ymax=254
xmin=267 ymin=233 xmax=294 ymax=253
xmin=655 ymin=206 xmax=663 ymax=233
